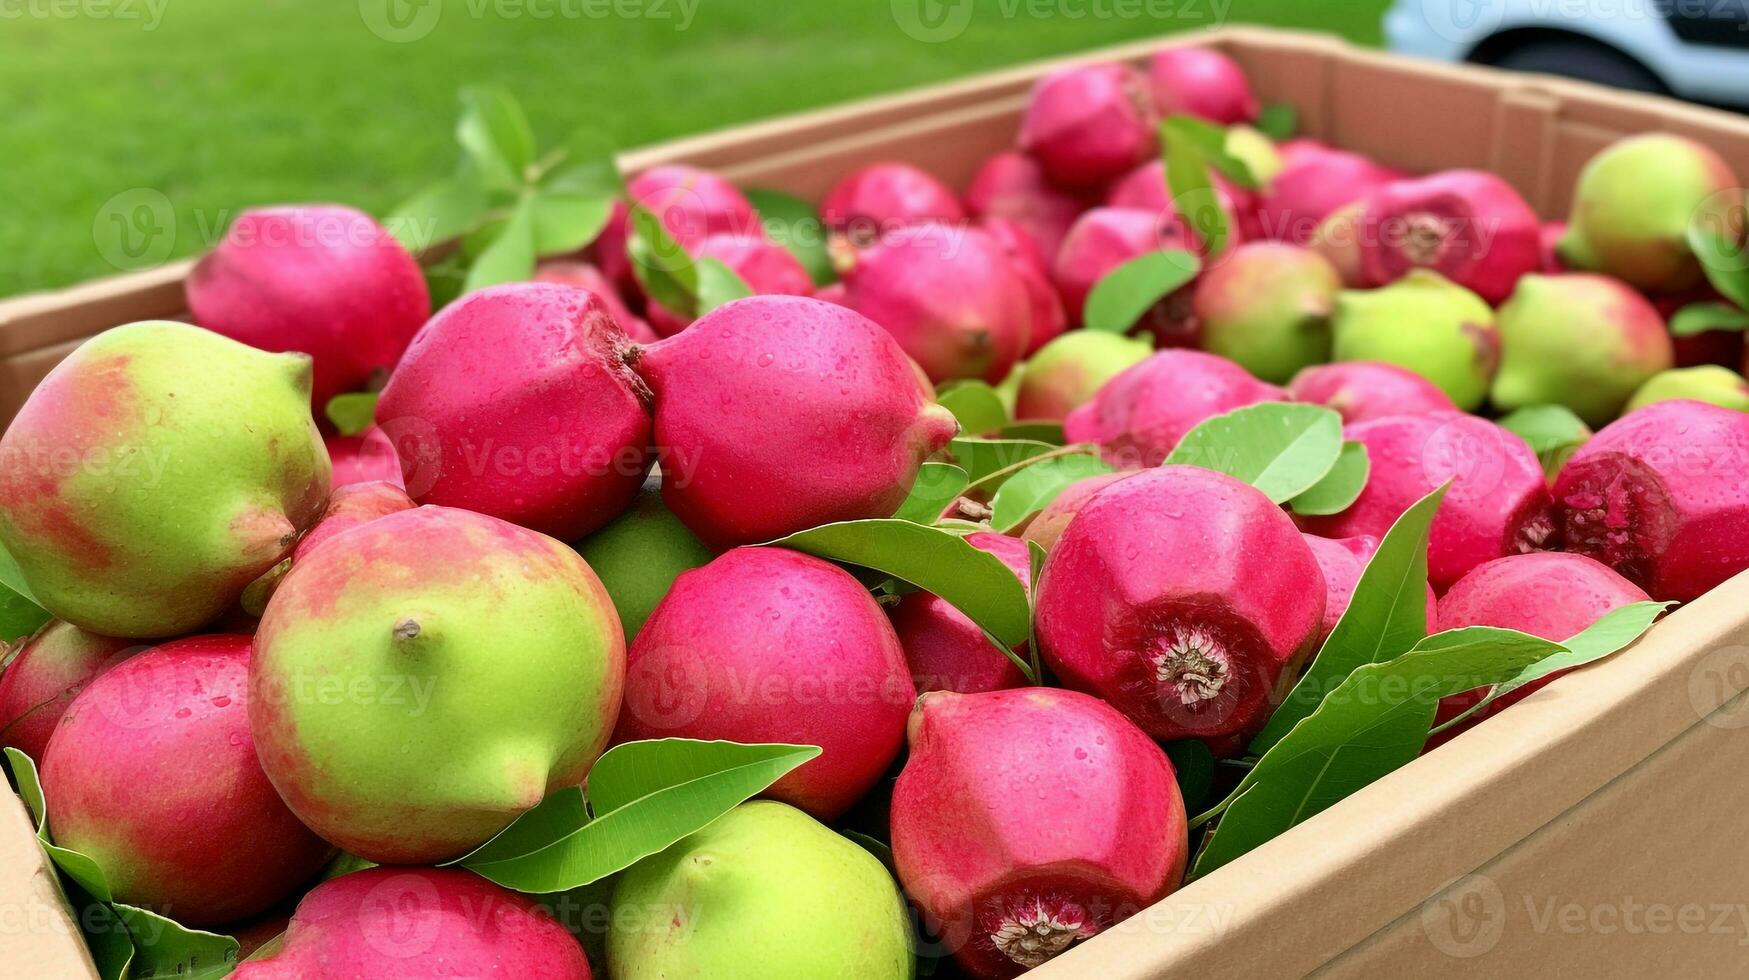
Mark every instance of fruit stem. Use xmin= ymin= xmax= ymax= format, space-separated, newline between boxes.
xmin=1150 ymin=626 xmax=1230 ymax=705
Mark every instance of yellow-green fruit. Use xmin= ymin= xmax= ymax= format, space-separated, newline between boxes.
xmin=574 ymin=482 xmax=714 ymax=643
xmin=1195 ymin=242 xmax=1341 ymax=383
xmin=608 ymin=801 xmax=913 ymax=979
xmin=1331 ymin=270 xmax=1499 ymax=411
xmin=1013 ymin=331 xmax=1152 ymax=421
xmin=1559 ymin=133 xmax=1741 ymax=293
xmin=1225 ymin=125 xmax=1283 ymax=184
xmin=0 ymin=322 xmax=329 ymax=637
xmin=1627 ymin=366 xmax=1749 ymax=413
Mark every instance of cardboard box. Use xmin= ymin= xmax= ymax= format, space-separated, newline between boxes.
xmin=5 ymin=26 xmax=1749 ymax=978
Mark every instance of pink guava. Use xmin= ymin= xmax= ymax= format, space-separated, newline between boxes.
xmin=1301 ymin=413 xmax=1556 ymax=590
xmin=646 ymin=232 xmax=814 ymax=336
xmin=833 ymin=223 xmax=1033 ymax=383
xmin=375 ymin=282 xmax=652 ymax=541
xmin=1104 ymin=159 xmax=1252 ymax=254
xmin=1193 ymin=241 xmax=1341 ymax=384
xmin=291 ymin=481 xmax=416 ymax=562
xmin=1354 ymin=170 xmax=1541 ymax=303
xmin=634 ymin=295 xmax=959 ymax=548
xmin=588 ymin=165 xmax=761 ymax=294
xmin=1286 ymin=360 xmax=1458 ymax=423
xmin=1017 ymin=472 xmax=1132 ymax=553
xmin=185 ymin=205 xmax=431 ymax=407
xmin=324 ymin=427 xmax=405 ymax=490
xmin=1553 ymin=399 xmax=1749 ymax=602
xmin=891 ymin=687 xmax=1187 ymax=978
xmin=534 ymin=259 xmax=660 ymax=343
xmin=981 ymin=217 xmax=1069 ymax=355
xmin=1430 ymin=552 xmax=1651 ymax=742
xmin=890 ymin=532 xmax=1031 ymax=695
xmin=1063 ymin=349 xmax=1286 ymax=469
xmin=1012 ymin=331 xmax=1152 ymax=422
xmin=1035 ymin=467 xmax=1325 ymax=751
xmin=1254 ymin=140 xmax=1402 ymax=244
xmin=1052 ymin=206 xmax=1198 ymax=342
xmin=1018 ymin=62 xmax=1158 ymax=188
xmin=42 ymin=634 xmax=332 ymax=926
xmin=1146 ymin=46 xmax=1259 ymax=124
xmin=614 ymin=547 xmax=915 ymax=819
xmin=963 ymin=150 xmax=1091 ymax=262
xmin=230 ymin=867 xmax=590 ymax=979
xmin=1302 ymin=533 xmax=1438 ymax=645
xmin=0 ymin=622 xmax=135 ymax=761
xmin=821 ymin=161 xmax=965 ymax=241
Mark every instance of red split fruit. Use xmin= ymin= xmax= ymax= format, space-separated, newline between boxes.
xmin=1257 ymin=140 xmax=1402 ymax=244
xmin=891 ymin=687 xmax=1187 ymax=978
xmin=1351 ymin=170 xmax=1541 ymax=303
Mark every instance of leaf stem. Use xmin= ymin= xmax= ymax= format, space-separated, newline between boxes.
xmin=964 ymin=443 xmax=1099 ymax=492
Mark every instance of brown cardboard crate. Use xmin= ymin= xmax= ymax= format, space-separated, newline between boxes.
xmin=5 ymin=26 xmax=1749 ymax=978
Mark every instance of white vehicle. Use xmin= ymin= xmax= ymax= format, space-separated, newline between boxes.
xmin=1385 ymin=0 xmax=1749 ymax=106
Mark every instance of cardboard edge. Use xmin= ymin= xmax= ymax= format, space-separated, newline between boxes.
xmin=0 ymin=788 xmax=99 ymax=977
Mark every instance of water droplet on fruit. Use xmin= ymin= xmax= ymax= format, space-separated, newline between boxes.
xmin=757 ymin=353 xmax=775 ymax=367
xmin=174 ymin=707 xmax=191 ymax=719
xmin=210 ymin=695 xmax=231 ymax=708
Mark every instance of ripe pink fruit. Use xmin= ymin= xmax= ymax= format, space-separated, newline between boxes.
xmin=981 ymin=217 xmax=1068 ymax=355
xmin=1018 ymin=472 xmax=1131 ymax=553
xmin=615 ymin=547 xmax=914 ymax=819
xmin=1255 ymin=140 xmax=1401 ymax=244
xmin=42 ymin=635 xmax=331 ymax=926
xmin=375 ymin=282 xmax=652 ymax=540
xmin=230 ymin=867 xmax=590 ymax=979
xmin=1554 ymin=399 xmax=1749 ymax=601
xmin=890 ymin=532 xmax=1031 ymax=694
xmin=292 ymin=481 xmax=416 ymax=562
xmin=1146 ymin=46 xmax=1259 ymax=124
xmin=646 ymin=232 xmax=814 ymax=336
xmin=1018 ymin=62 xmax=1158 ymax=188
xmin=1104 ymin=160 xmax=1252 ymax=253
xmin=186 ymin=205 xmax=430 ymax=408
xmin=1064 ymin=349 xmax=1285 ymax=468
xmin=1302 ymin=413 xmax=1556 ymax=590
xmin=1053 ymin=206 xmax=1197 ymax=340
xmin=324 ymin=427 xmax=405 ymax=490
xmin=963 ymin=150 xmax=1091 ymax=262
xmin=635 ymin=296 xmax=959 ymax=548
xmin=1302 ymin=533 xmax=1438 ymax=644
xmin=1354 ymin=170 xmax=1541 ymax=303
xmin=834 ymin=223 xmax=1033 ymax=383
xmin=891 ymin=687 xmax=1187 ymax=978
xmin=534 ymin=259 xmax=659 ymax=343
xmin=821 ymin=161 xmax=965 ymax=240
xmin=1286 ymin=360 xmax=1457 ymax=423
xmin=625 ymin=163 xmax=759 ymax=247
xmin=1036 ymin=467 xmax=1325 ymax=751
xmin=1431 ymin=552 xmax=1650 ymax=740
xmin=0 ymin=622 xmax=134 ymax=761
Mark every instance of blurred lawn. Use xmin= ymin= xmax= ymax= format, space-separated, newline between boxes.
xmin=0 ymin=0 xmax=1385 ymax=297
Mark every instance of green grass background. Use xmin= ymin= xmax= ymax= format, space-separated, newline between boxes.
xmin=0 ymin=0 xmax=1386 ymax=297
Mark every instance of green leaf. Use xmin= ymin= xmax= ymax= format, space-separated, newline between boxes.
xmin=694 ymin=257 xmax=754 ymax=316
xmin=541 ymin=127 xmax=623 ymax=198
xmin=456 ymin=86 xmax=536 ymax=191
xmin=1689 ymin=210 xmax=1749 ymax=310
xmin=935 ymin=381 xmax=1009 ymax=436
xmin=744 ymin=188 xmax=836 ymax=287
xmin=765 ymin=520 xmax=1032 ymax=648
xmin=323 ymin=392 xmax=379 ymax=438
xmin=1498 ymin=404 xmax=1591 ymax=480
xmin=1433 ymin=600 xmax=1672 ymax=735
xmin=1165 ymin=739 xmax=1216 ymax=813
xmin=6 ymin=747 xmax=113 ymax=899
xmin=530 ymin=128 xmax=621 ymax=256
xmin=1290 ymin=440 xmax=1370 ymax=516
xmin=949 ymin=437 xmax=1060 ymax=487
xmin=532 ymin=192 xmax=615 ymax=257
xmin=1251 ymin=485 xmax=1446 ymax=755
xmin=1668 ymin=301 xmax=1749 ymax=337
xmin=387 ymin=172 xmax=487 ymax=252
xmin=893 ymin=462 xmax=970 ymax=525
xmin=988 ymin=454 xmax=1114 ymax=532
xmin=422 ymin=252 xmax=470 ymax=312
xmin=1194 ymin=626 xmax=1564 ymax=877
xmin=1165 ymin=403 xmax=1344 ymax=504
xmin=112 ymin=905 xmax=239 ymax=979
xmin=628 ymin=204 xmax=700 ymax=317
xmin=1082 ymin=250 xmax=1201 ymax=335
xmin=455 ymin=786 xmax=588 ymax=867
xmin=1162 ymin=114 xmax=1261 ymax=189
xmin=996 ymin=421 xmax=1066 ymax=444
xmin=81 ymin=896 xmax=135 ymax=980
xmin=0 ymin=538 xmax=42 ymax=607
xmin=1162 ymin=120 xmax=1231 ymax=256
xmin=462 ymin=193 xmax=538 ymax=293
xmin=0 ymin=591 xmax=49 ymax=645
xmin=1255 ymin=103 xmax=1298 ymax=141
xmin=463 ymin=740 xmax=819 ymax=893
